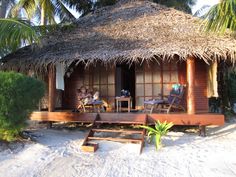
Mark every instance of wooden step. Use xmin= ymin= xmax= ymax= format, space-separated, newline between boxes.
xmin=87 ymin=136 xmax=142 ymax=143
xmin=92 ymin=128 xmax=144 ymax=134
xmin=81 ymin=142 xmax=98 ymax=152
xmin=95 ymin=120 xmax=145 ymax=125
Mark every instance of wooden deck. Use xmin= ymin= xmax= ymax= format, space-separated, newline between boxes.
xmin=30 ymin=111 xmax=225 ymax=152
xmin=30 ymin=111 xmax=224 ymax=126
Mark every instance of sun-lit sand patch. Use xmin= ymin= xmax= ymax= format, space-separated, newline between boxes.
xmin=0 ymin=123 xmax=236 ymax=177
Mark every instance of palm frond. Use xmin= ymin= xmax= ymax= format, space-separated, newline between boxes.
xmin=140 ymin=125 xmax=158 ymax=134
xmin=0 ymin=18 xmax=39 ymax=58
xmin=54 ymin=0 xmax=76 ymax=22
xmin=12 ymin=0 xmax=38 ymax=19
xmin=204 ymin=0 xmax=236 ymax=34
xmin=63 ymin=0 xmax=93 ymax=16
xmin=193 ymin=5 xmax=211 ymax=17
xmin=154 ymin=0 xmax=197 ymax=14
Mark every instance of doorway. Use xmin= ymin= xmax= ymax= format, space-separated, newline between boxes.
xmin=115 ymin=64 xmax=135 ymax=109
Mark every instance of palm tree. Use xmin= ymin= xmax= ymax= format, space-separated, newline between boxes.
xmin=94 ymin=0 xmax=116 ymax=9
xmin=202 ymin=0 xmax=236 ymax=114
xmin=93 ymin=0 xmax=197 ymax=14
xmin=153 ymin=0 xmax=196 ymax=14
xmin=0 ymin=18 xmax=39 ymax=57
xmin=204 ymin=0 xmax=236 ymax=34
xmin=0 ymin=0 xmax=16 ymax=18
xmin=193 ymin=5 xmax=211 ymax=17
xmin=13 ymin=0 xmax=93 ymax=25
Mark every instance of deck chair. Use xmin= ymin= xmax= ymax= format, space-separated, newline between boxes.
xmin=144 ymin=84 xmax=185 ymax=114
xmin=78 ymin=91 xmax=104 ymax=113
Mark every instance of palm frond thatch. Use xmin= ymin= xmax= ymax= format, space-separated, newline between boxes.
xmin=1 ymin=0 xmax=236 ymax=71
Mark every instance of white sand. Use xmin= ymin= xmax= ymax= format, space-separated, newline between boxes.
xmin=0 ymin=123 xmax=236 ymax=177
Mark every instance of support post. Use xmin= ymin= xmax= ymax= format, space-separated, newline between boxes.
xmin=47 ymin=64 xmax=56 ymax=128
xmin=48 ymin=64 xmax=56 ymax=112
xmin=186 ymin=56 xmax=196 ymax=114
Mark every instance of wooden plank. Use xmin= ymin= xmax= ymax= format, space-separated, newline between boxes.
xmin=30 ymin=112 xmax=224 ymax=126
xmin=92 ymin=129 xmax=143 ymax=134
xmin=81 ymin=129 xmax=95 ymax=145
xmin=87 ymin=136 xmax=142 ymax=143
xmin=95 ymin=120 xmax=145 ymax=125
xmin=30 ymin=111 xmax=97 ymax=122
xmin=81 ymin=142 xmax=98 ymax=152
xmin=98 ymin=113 xmax=146 ymax=123
xmin=81 ymin=115 xmax=98 ymax=152
xmin=140 ymin=115 xmax=147 ymax=154
xmin=148 ymin=113 xmax=224 ymax=126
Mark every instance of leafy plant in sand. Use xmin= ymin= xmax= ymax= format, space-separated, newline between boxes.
xmin=141 ymin=121 xmax=173 ymax=150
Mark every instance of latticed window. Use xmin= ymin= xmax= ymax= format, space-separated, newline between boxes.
xmin=135 ymin=61 xmax=179 ymax=108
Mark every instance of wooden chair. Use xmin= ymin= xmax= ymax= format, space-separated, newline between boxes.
xmin=78 ymin=92 xmax=104 ymax=113
xmin=144 ymin=85 xmax=185 ymax=114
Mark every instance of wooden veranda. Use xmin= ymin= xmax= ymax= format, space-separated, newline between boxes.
xmin=30 ymin=111 xmax=224 ymax=134
xmin=30 ymin=111 xmax=224 ymax=153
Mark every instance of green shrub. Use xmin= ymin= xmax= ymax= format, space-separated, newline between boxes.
xmin=0 ymin=71 xmax=45 ymax=141
xmin=141 ymin=121 xmax=173 ymax=150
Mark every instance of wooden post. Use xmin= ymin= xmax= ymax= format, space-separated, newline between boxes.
xmin=186 ymin=56 xmax=196 ymax=114
xmin=48 ymin=64 xmax=56 ymax=112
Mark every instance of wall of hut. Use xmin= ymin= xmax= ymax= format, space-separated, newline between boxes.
xmin=38 ymin=73 xmax=62 ymax=110
xmin=63 ymin=64 xmax=116 ymax=110
xmin=178 ymin=60 xmax=208 ymax=112
xmin=61 ymin=59 xmax=208 ymax=112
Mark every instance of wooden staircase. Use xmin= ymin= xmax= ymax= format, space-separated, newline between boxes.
xmin=81 ymin=113 xmax=147 ymax=154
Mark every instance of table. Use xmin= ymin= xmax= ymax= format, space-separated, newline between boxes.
xmin=115 ymin=97 xmax=132 ymax=112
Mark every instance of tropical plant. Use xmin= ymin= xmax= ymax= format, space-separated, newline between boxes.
xmin=92 ymin=0 xmax=197 ymax=14
xmin=227 ymin=72 xmax=236 ymax=106
xmin=0 ymin=18 xmax=40 ymax=57
xmin=204 ymin=0 xmax=236 ymax=33
xmin=153 ymin=0 xmax=196 ymax=14
xmin=141 ymin=120 xmax=173 ymax=150
xmin=0 ymin=72 xmax=45 ymax=141
xmin=12 ymin=0 xmax=82 ymax=25
xmin=193 ymin=5 xmax=211 ymax=17
xmin=0 ymin=0 xmax=16 ymax=18
xmin=94 ymin=0 xmax=117 ymax=9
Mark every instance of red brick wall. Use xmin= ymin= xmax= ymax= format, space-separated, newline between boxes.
xmin=178 ymin=60 xmax=208 ymax=112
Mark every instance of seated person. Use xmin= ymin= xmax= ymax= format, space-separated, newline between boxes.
xmin=93 ymin=91 xmax=99 ymax=101
xmin=76 ymin=86 xmax=105 ymax=112
xmin=77 ymin=86 xmax=93 ymax=106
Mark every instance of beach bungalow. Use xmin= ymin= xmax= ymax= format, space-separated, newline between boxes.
xmin=0 ymin=0 xmax=231 ymax=135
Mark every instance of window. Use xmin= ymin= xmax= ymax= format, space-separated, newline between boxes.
xmin=135 ymin=61 xmax=178 ymax=108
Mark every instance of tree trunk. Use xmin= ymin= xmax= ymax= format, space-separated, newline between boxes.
xmin=0 ymin=0 xmax=8 ymax=18
xmin=40 ymin=5 xmax=46 ymax=25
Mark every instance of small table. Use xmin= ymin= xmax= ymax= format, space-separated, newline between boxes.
xmin=115 ymin=96 xmax=132 ymax=112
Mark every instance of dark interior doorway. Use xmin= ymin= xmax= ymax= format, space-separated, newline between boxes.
xmin=115 ymin=64 xmax=135 ymax=109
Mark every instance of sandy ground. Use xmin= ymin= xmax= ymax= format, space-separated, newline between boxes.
xmin=0 ymin=123 xmax=236 ymax=177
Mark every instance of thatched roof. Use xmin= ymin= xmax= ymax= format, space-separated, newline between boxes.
xmin=1 ymin=0 xmax=236 ymax=71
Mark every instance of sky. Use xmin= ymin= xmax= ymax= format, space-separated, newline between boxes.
xmin=69 ymin=0 xmax=221 ymax=19
xmin=191 ymin=0 xmax=219 ymax=14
